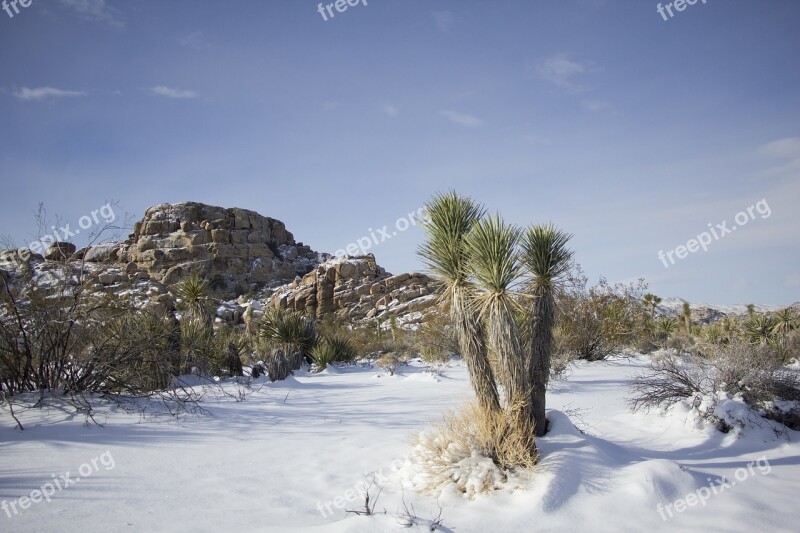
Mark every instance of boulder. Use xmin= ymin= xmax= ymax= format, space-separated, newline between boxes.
xmin=265 ymin=255 xmax=440 ymax=322
xmin=45 ymin=242 xmax=77 ymax=262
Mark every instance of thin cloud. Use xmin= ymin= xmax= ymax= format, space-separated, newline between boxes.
xmin=439 ymin=110 xmax=482 ymax=128
xmin=582 ymin=100 xmax=608 ymax=112
xmin=759 ymin=137 xmax=800 ymax=159
xmin=538 ymin=54 xmax=594 ymax=91
xmin=432 ymin=10 xmax=454 ymax=33
xmin=151 ymin=86 xmax=199 ymax=99
xmin=785 ymin=273 xmax=800 ymax=289
xmin=381 ymin=104 xmax=399 ymax=118
xmin=522 ymin=135 xmax=551 ymax=146
xmin=179 ymin=31 xmax=212 ymax=50
xmin=13 ymin=87 xmax=86 ymax=101
xmin=753 ymin=137 xmax=800 ymax=183
xmin=322 ymin=100 xmax=342 ymax=111
xmin=58 ymin=0 xmax=122 ymax=26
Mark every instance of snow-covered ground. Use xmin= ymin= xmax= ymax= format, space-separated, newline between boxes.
xmin=2 ymin=357 xmax=799 ymax=532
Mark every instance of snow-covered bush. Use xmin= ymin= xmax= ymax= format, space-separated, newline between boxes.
xmin=628 ymin=354 xmax=714 ymax=413
xmin=405 ymin=402 xmax=536 ymax=497
xmin=375 ymin=353 xmax=405 ymax=375
xmin=629 ymin=344 xmax=800 ymax=431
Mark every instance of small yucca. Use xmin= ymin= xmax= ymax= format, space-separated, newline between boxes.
xmin=260 ymin=308 xmax=318 ymax=368
xmin=309 ymin=334 xmax=356 ymax=372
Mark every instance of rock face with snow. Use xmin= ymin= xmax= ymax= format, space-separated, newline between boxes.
xmin=110 ymin=202 xmax=322 ymax=298
xmin=656 ymin=297 xmax=784 ymax=323
xmin=688 ymin=305 xmax=728 ymax=325
xmin=0 ymin=252 xmax=176 ymax=315
xmin=266 ymin=254 xmax=440 ymax=321
xmin=44 ymin=242 xmax=77 ymax=262
xmin=1 ymin=202 xmax=442 ymax=323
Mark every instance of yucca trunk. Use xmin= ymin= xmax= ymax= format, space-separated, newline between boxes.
xmin=521 ymin=223 xmax=573 ymax=438
xmin=485 ymin=299 xmax=532 ymax=434
xmin=528 ymin=286 xmax=554 ymax=436
xmin=451 ymin=286 xmax=501 ymax=413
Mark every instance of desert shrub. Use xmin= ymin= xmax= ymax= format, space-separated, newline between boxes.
xmin=309 ymin=341 xmax=338 ymax=372
xmin=81 ymin=310 xmax=180 ymax=393
xmin=695 ymin=322 xmax=729 ymax=357
xmin=180 ymin=318 xmax=215 ymax=374
xmin=214 ymin=325 xmax=251 ymax=376
xmin=655 ymin=317 xmax=679 ymax=337
xmin=325 ymin=334 xmax=357 ymax=362
xmin=664 ymin=333 xmax=697 ymax=355
xmin=712 ymin=342 xmax=800 ymax=404
xmin=346 ymin=324 xmax=386 ymax=356
xmin=549 ymin=343 xmax=577 ymax=380
xmin=633 ymin=334 xmax=658 ymax=354
xmin=408 ymin=402 xmax=537 ymax=496
xmin=420 ymin=345 xmax=451 ymax=367
xmin=414 ymin=310 xmax=459 ymax=358
xmin=555 ymin=268 xmax=648 ymax=361
xmin=309 ymin=334 xmax=357 ymax=372
xmin=745 ymin=314 xmax=777 ymax=345
xmin=260 ymin=308 xmax=317 ymax=369
xmin=784 ymin=329 xmax=800 ymax=363
xmin=263 ymin=348 xmax=292 ymax=382
xmin=0 ymin=256 xmax=188 ymax=396
xmin=376 ymin=352 xmax=402 ymax=375
xmin=628 ymin=355 xmax=714 ymax=412
xmin=345 ymin=318 xmax=418 ymax=359
xmin=175 ymin=275 xmax=213 ymax=324
xmin=629 ymin=343 xmax=800 ymax=427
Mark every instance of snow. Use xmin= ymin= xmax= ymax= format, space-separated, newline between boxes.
xmin=657 ymin=297 xmax=781 ymax=317
xmin=2 ymin=357 xmax=799 ymax=532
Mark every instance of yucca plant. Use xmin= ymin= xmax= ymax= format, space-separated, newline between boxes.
xmin=520 ymin=223 xmax=573 ymax=436
xmin=772 ymin=308 xmax=798 ymax=350
xmin=656 ymin=317 xmax=679 ymax=336
xmin=746 ymin=314 xmax=777 ymax=345
xmin=309 ymin=342 xmax=338 ymax=372
xmin=464 ymin=215 xmax=532 ymax=439
xmin=681 ymin=302 xmax=692 ymax=336
xmin=101 ymin=310 xmax=180 ymax=391
xmin=175 ymin=274 xmax=212 ymax=324
xmin=700 ymin=323 xmax=725 ymax=346
xmin=309 ymin=334 xmax=357 ymax=372
xmin=180 ymin=318 xmax=213 ymax=374
xmin=215 ymin=326 xmax=251 ymax=376
xmin=418 ymin=192 xmax=501 ymax=413
xmin=260 ymin=308 xmax=318 ymax=369
xmin=643 ymin=293 xmax=662 ymax=320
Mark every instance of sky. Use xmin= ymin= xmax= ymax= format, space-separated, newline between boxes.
xmin=0 ymin=0 xmax=798 ymax=306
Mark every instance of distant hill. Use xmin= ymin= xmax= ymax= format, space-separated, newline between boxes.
xmin=655 ymin=297 xmax=789 ymax=324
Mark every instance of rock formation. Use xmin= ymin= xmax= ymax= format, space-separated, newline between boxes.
xmin=266 ymin=254 xmax=440 ymax=323
xmin=1 ymin=202 xmax=442 ymax=326
xmin=98 ymin=202 xmax=323 ymax=298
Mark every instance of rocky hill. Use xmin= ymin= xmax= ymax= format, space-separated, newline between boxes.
xmin=656 ymin=297 xmax=789 ymax=324
xmin=266 ymin=254 xmax=439 ymax=324
xmin=0 ymin=202 xmax=441 ymax=327
xmin=81 ymin=202 xmax=323 ymax=297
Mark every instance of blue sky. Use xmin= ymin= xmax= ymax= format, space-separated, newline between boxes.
xmin=1 ymin=0 xmax=798 ymax=305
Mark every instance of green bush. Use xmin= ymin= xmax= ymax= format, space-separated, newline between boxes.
xmin=413 ymin=309 xmax=459 ymax=358
xmin=555 ymin=267 xmax=649 ymax=361
xmin=260 ymin=308 xmax=318 ymax=368
xmin=309 ymin=334 xmax=357 ymax=372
